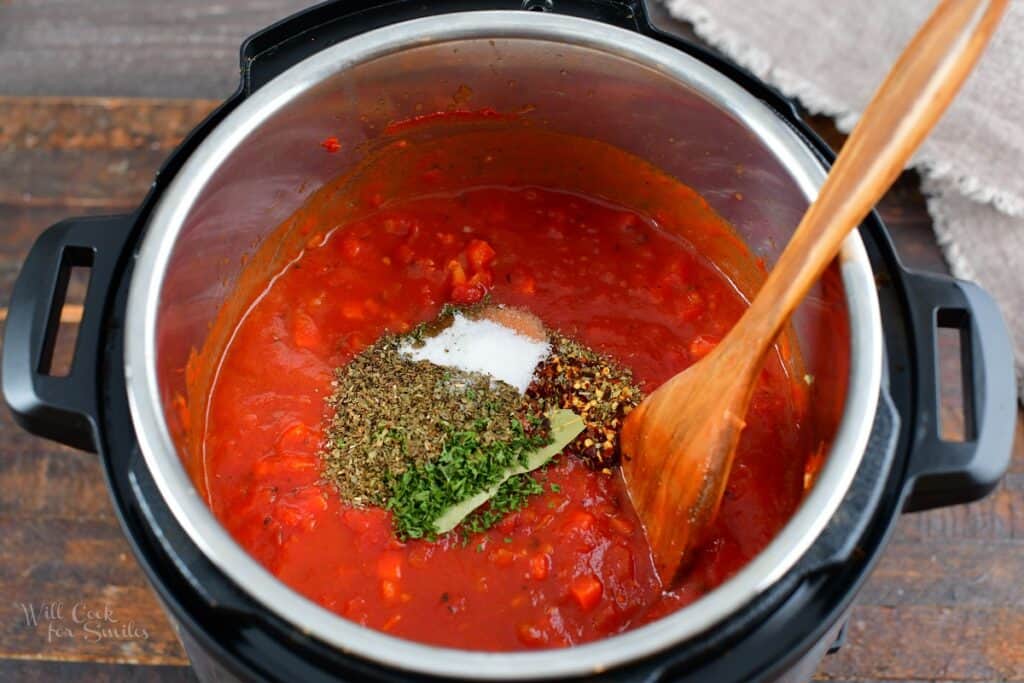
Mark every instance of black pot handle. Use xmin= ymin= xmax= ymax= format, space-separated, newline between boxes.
xmin=902 ymin=269 xmax=1017 ymax=512
xmin=2 ymin=214 xmax=135 ymax=453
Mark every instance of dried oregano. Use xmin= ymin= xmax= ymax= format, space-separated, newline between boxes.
xmin=321 ymin=336 xmax=540 ymax=507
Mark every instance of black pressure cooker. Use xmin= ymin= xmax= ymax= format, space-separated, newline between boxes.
xmin=3 ymin=1 xmax=1016 ymax=681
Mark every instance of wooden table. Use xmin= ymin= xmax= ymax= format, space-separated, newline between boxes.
xmin=0 ymin=2 xmax=1020 ymax=681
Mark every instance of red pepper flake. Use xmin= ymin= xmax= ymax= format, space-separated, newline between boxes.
xmin=526 ymin=334 xmax=644 ymax=469
xmin=320 ymin=136 xmax=342 ymax=153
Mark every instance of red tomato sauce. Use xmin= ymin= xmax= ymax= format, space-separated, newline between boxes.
xmin=198 ymin=127 xmax=810 ymax=651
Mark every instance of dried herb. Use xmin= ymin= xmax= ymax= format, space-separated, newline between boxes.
xmin=432 ymin=409 xmax=584 ymax=534
xmin=322 ymin=337 xmax=536 ymax=506
xmin=385 ymin=417 xmax=551 ymax=541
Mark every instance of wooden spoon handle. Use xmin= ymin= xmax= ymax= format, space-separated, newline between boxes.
xmin=733 ymin=0 xmax=1007 ymax=351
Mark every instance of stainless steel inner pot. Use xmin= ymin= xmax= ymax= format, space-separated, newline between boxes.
xmin=124 ymin=11 xmax=882 ymax=679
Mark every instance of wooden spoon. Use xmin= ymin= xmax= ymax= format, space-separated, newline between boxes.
xmin=621 ymin=0 xmax=1008 ymax=586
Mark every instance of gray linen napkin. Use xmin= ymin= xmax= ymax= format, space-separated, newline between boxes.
xmin=664 ymin=0 xmax=1024 ymax=396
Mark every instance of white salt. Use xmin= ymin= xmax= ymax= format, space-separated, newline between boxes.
xmin=399 ymin=312 xmax=550 ymax=394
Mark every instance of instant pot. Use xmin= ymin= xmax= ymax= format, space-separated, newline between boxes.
xmin=3 ymin=1 xmax=1017 ymax=681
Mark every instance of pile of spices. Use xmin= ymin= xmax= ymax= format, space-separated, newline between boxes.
xmin=527 ymin=333 xmax=645 ymax=469
xmin=320 ymin=305 xmax=643 ymax=542
xmin=322 ymin=337 xmax=543 ymax=507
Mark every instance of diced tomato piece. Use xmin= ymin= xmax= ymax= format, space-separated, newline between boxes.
xmin=677 ymin=290 xmax=704 ymax=321
xmin=407 ymin=544 xmax=430 ymax=568
xmin=185 ymin=348 xmax=201 ymax=387
xmin=344 ymin=597 xmax=367 ymax=623
xmin=594 ymin=605 xmax=624 ymax=633
xmin=689 ymin=334 xmax=720 ymax=359
xmin=320 ymin=136 xmax=341 ymax=153
xmin=413 ymin=257 xmax=436 ymax=273
xmin=465 ymin=239 xmax=496 ymax=272
xmin=274 ymin=489 xmax=325 ymax=530
xmin=172 ymin=393 xmax=190 ymax=433
xmin=377 ymin=552 xmax=403 ymax=581
xmin=517 ymin=622 xmax=549 ymax=648
xmin=275 ymin=505 xmax=305 ymax=527
xmin=254 ymin=455 xmax=317 ymax=478
xmin=291 ymin=311 xmax=320 ymax=350
xmin=604 ymin=545 xmax=635 ymax=581
xmin=293 ymin=487 xmax=328 ymax=512
xmin=609 ymin=517 xmax=634 ymax=537
xmin=340 ymin=301 xmax=364 ymax=320
xmin=341 ymin=507 xmax=389 ymax=536
xmin=277 ymin=422 xmax=312 ymax=453
xmin=341 ymin=509 xmax=372 ymax=533
xmin=570 ymin=575 xmax=603 ymax=611
xmin=305 ymin=231 xmax=324 ymax=250
xmin=381 ymin=614 xmax=402 ymax=631
xmin=495 ymin=512 xmax=519 ymax=533
xmin=340 ymin=236 xmax=363 ymax=260
xmin=380 ymin=579 xmax=400 ymax=602
xmin=451 ymin=282 xmax=487 ymax=305
xmin=564 ymin=510 xmax=594 ymax=532
xmin=490 ymin=548 xmax=515 ymax=567
xmin=395 ymin=243 xmax=415 ymax=265
xmin=469 ymin=270 xmax=493 ymax=288
xmin=382 ymin=217 xmax=411 ymax=236
xmin=529 ymin=554 xmax=550 ymax=581
xmin=446 ymin=259 xmax=467 ymax=286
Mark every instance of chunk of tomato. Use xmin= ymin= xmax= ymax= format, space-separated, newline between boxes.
xmin=570 ymin=575 xmax=603 ymax=611
xmin=465 ymin=239 xmax=496 ymax=272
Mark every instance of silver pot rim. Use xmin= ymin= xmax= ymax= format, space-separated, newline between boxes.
xmin=124 ymin=11 xmax=882 ymax=679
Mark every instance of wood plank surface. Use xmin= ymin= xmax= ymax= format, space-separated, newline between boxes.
xmin=0 ymin=2 xmax=1021 ymax=681
xmin=0 ymin=1 xmax=310 ymax=99
xmin=0 ymin=660 xmax=197 ymax=682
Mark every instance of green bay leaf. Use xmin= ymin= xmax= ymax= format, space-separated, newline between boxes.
xmin=433 ymin=409 xmax=584 ymax=534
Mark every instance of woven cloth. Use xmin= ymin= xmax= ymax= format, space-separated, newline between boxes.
xmin=664 ymin=0 xmax=1024 ymax=396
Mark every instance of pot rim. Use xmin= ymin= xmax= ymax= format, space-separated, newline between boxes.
xmin=124 ymin=11 xmax=882 ymax=679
